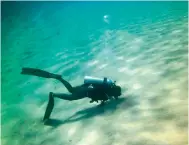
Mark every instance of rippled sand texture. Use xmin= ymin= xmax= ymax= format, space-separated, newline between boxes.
xmin=2 ymin=2 xmax=188 ymax=145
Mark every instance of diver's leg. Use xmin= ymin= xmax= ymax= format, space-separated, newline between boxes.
xmin=56 ymin=77 xmax=74 ymax=93
xmin=21 ymin=67 xmax=74 ymax=93
xmin=43 ymin=92 xmax=85 ymax=122
xmin=52 ymin=92 xmax=86 ymax=101
xmin=43 ymin=92 xmax=54 ymax=121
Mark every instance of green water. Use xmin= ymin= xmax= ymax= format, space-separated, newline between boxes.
xmin=2 ymin=1 xmax=188 ymax=145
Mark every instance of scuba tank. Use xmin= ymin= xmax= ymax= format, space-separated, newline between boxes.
xmin=84 ymin=76 xmax=114 ymax=86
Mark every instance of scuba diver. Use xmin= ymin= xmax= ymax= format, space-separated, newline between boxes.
xmin=21 ymin=67 xmax=122 ymax=122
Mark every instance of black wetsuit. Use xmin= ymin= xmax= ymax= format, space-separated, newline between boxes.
xmin=43 ymin=77 xmax=111 ymax=121
xmin=21 ymin=67 xmax=121 ymax=122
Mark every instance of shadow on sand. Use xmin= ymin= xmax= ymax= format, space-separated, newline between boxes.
xmin=44 ymin=95 xmax=138 ymax=127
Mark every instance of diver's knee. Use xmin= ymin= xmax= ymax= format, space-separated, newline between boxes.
xmin=50 ymin=92 xmax=54 ymax=96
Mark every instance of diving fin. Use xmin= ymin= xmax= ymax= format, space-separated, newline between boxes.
xmin=43 ymin=92 xmax=54 ymax=122
xmin=21 ymin=67 xmax=61 ymax=79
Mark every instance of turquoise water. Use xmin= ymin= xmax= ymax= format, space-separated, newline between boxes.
xmin=2 ymin=1 xmax=188 ymax=145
